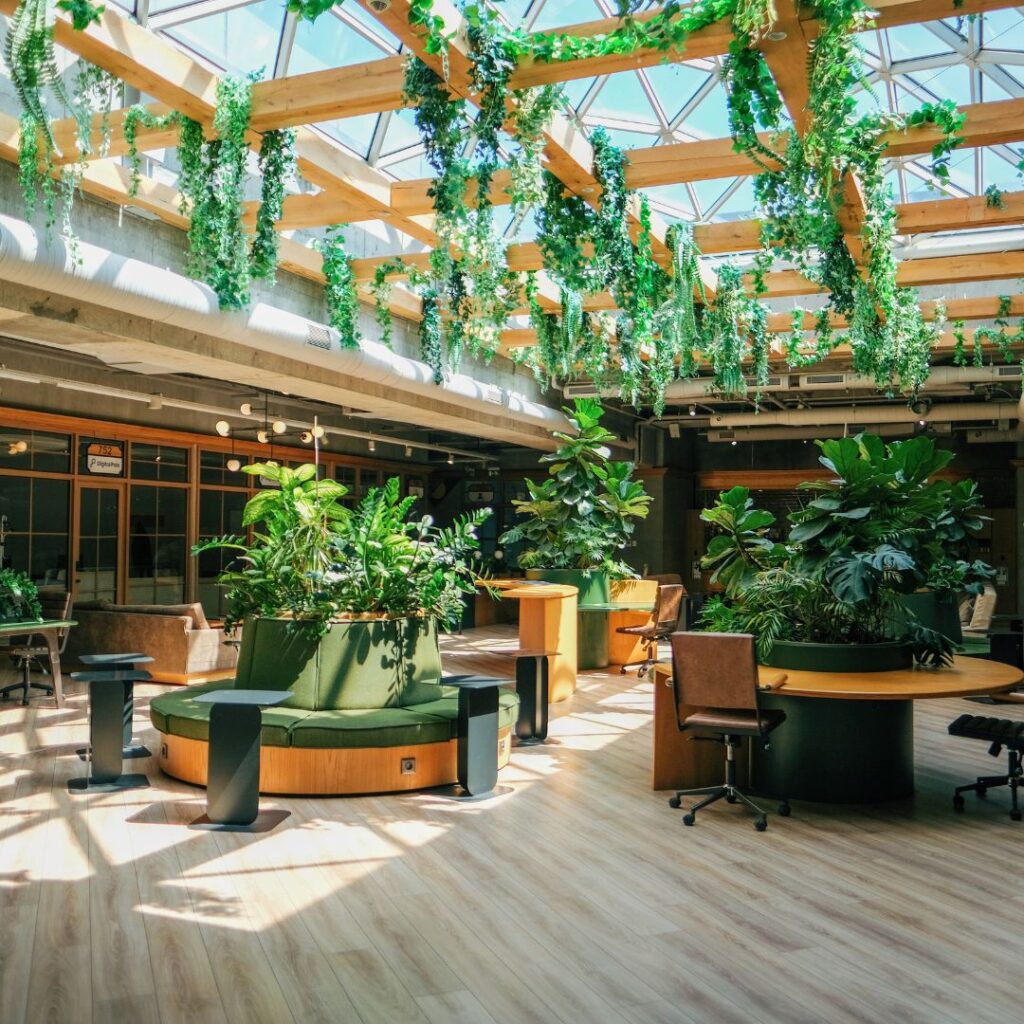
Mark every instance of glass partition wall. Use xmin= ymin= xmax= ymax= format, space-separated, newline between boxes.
xmin=0 ymin=415 xmax=423 ymax=618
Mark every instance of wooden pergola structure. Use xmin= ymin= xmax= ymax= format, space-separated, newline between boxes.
xmin=3 ymin=0 xmax=1023 ymax=368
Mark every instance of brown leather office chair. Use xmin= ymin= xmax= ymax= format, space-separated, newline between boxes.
xmin=618 ymin=584 xmax=684 ymax=678
xmin=668 ymin=631 xmax=789 ymax=831
xmin=1 ymin=591 xmax=73 ymax=704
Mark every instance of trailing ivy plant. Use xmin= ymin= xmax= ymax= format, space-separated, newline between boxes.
xmin=318 ymin=224 xmax=361 ymax=350
xmin=251 ymin=128 xmax=297 ymax=283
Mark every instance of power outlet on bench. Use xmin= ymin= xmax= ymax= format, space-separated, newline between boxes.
xmin=400 ymin=757 xmax=416 ymax=775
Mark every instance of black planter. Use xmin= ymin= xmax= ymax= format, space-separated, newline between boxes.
xmin=762 ymin=640 xmax=913 ymax=673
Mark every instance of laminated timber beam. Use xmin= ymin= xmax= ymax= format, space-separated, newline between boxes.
xmin=3 ymin=2 xmax=434 ymax=246
xmin=354 ymin=0 xmax=718 ymax=299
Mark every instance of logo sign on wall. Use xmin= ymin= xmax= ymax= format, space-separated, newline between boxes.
xmin=407 ymin=477 xmax=425 ymax=498
xmin=466 ymin=481 xmax=495 ymax=504
xmin=86 ymin=442 xmax=123 ymax=475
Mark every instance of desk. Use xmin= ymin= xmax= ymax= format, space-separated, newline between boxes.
xmin=0 ymin=619 xmax=76 ymax=707
xmin=480 ymin=580 xmax=577 ymax=702
xmin=653 ymin=657 xmax=1024 ymax=802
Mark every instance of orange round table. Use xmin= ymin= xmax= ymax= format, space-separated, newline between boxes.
xmin=752 ymin=656 xmax=1023 ymax=803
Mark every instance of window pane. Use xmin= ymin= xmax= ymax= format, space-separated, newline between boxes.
xmin=127 ymin=485 xmax=186 ymax=603
xmin=0 ymin=427 xmax=71 ymax=473
xmin=131 ymin=442 xmax=188 ymax=483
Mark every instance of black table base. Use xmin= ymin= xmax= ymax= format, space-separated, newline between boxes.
xmin=68 ymin=673 xmax=150 ymax=793
xmin=515 ymin=654 xmax=549 ymax=745
xmin=207 ymin=702 xmax=263 ymax=825
xmin=752 ymin=695 xmax=914 ymax=803
xmin=457 ymin=684 xmax=499 ymax=797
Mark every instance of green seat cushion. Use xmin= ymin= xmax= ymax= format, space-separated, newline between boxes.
xmin=412 ymin=687 xmax=520 ymax=731
xmin=150 ymin=681 xmax=310 ymax=746
xmin=149 ymin=680 xmax=232 ymax=734
xmin=289 ymin=707 xmax=453 ymax=749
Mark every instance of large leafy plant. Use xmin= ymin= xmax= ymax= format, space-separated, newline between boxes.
xmin=193 ymin=462 xmax=489 ymax=633
xmin=499 ymin=399 xmax=651 ymax=577
xmin=0 ymin=568 xmax=43 ymax=623
xmin=699 ymin=434 xmax=991 ymax=665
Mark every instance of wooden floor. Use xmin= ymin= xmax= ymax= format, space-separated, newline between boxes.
xmin=2 ymin=625 xmax=1024 ymax=1024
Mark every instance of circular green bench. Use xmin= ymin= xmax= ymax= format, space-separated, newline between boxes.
xmin=149 ymin=616 xmax=519 ymax=795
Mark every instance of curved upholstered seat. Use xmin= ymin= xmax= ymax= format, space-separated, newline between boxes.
xmin=150 ymin=681 xmax=519 ymax=748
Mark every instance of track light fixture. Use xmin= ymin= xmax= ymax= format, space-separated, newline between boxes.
xmin=301 ymin=431 xmax=313 ymax=444
xmin=688 ymin=404 xmax=697 ymax=417
xmin=257 ymin=429 xmax=269 ymax=445
xmin=215 ymin=420 xmax=231 ymax=437
xmin=368 ymin=440 xmax=376 ymax=453
xmin=226 ymin=458 xmax=242 ymax=473
xmin=311 ymin=424 xmax=325 ymax=439
xmin=447 ymin=452 xmax=455 ymax=465
xmin=405 ymin=445 xmax=413 ymax=458
xmin=239 ymin=402 xmax=253 ymax=416
xmin=272 ymin=420 xmax=287 ymax=434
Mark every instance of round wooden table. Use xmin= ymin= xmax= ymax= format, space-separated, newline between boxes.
xmin=753 ymin=656 xmax=1024 ymax=803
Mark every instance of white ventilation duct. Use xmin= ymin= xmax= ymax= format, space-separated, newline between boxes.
xmin=0 ymin=215 xmax=567 ymax=447
xmin=709 ymin=401 xmax=1019 ymax=429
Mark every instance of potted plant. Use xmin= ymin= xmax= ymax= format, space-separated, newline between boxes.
xmin=499 ymin=398 xmax=652 ymax=667
xmin=194 ymin=462 xmax=490 ymax=708
xmin=0 ymin=568 xmax=42 ymax=626
xmin=699 ymin=434 xmax=987 ymax=672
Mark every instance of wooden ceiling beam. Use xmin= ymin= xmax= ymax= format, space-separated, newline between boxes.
xmin=354 ymin=0 xmax=717 ymax=298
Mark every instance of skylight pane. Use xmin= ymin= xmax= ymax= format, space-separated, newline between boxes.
xmin=586 ymin=72 xmax=660 ymax=126
xmin=642 ymin=63 xmax=713 ymax=118
xmin=320 ymin=114 xmax=380 ymax=158
xmin=886 ymin=23 xmax=953 ymax=61
xmin=530 ymin=0 xmax=602 ymax=32
xmin=981 ymin=9 xmax=1024 ymax=49
xmin=164 ymin=0 xmax=284 ymax=78
xmin=714 ymin=177 xmax=757 ymax=222
xmin=643 ymin=183 xmax=696 ymax=221
xmin=380 ymin=108 xmax=425 ymax=156
xmin=289 ymin=11 xmax=392 ymax=74
xmin=678 ymin=83 xmax=730 ymax=139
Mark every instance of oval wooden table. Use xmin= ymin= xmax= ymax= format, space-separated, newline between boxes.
xmin=478 ymin=580 xmax=578 ymax=702
xmin=654 ymin=657 xmax=1023 ymax=803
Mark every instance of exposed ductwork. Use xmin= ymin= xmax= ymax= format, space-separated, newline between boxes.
xmin=708 ymin=401 xmax=1019 ymax=429
xmin=0 ymin=215 xmax=567 ymax=450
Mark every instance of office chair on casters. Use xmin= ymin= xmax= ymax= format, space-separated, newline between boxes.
xmin=947 ymin=714 xmax=1024 ymax=821
xmin=617 ymin=584 xmax=685 ymax=678
xmin=668 ymin=631 xmax=789 ymax=832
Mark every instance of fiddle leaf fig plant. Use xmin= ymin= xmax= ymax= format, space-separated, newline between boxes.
xmin=500 ymin=399 xmax=651 ymax=577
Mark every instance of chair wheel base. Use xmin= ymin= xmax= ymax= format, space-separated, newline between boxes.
xmin=668 ymin=795 xmax=682 ymax=809
xmin=682 ymin=812 xmax=695 ymax=826
xmin=778 ymin=801 xmax=791 ymax=817
xmin=754 ymin=817 xmax=768 ymax=832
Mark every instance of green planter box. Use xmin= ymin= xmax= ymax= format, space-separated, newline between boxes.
xmin=762 ymin=640 xmax=913 ymax=673
xmin=236 ymin=615 xmax=446 ymax=711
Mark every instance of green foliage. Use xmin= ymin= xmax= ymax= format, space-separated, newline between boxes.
xmin=251 ymin=128 xmax=297 ymax=283
xmin=985 ymin=184 xmax=1005 ymax=209
xmin=194 ymin=462 xmax=489 ymax=632
xmin=123 ymin=106 xmax=185 ymax=197
xmin=318 ymin=224 xmax=361 ymax=349
xmin=56 ymin=0 xmax=104 ymax=30
xmin=180 ymin=72 xmax=256 ymax=309
xmin=499 ymin=399 xmax=652 ymax=577
xmin=0 ymin=567 xmax=42 ymax=623
xmin=285 ymin=0 xmax=337 ymax=22
xmin=699 ymin=433 xmax=992 ymax=663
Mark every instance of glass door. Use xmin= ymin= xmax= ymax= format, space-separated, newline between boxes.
xmin=74 ymin=482 xmax=124 ymax=603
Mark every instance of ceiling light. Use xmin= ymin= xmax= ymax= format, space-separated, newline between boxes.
xmin=368 ymin=440 xmax=376 ymax=453
xmin=311 ymin=424 xmax=325 ymax=438
xmin=447 ymin=452 xmax=455 ymax=465
xmin=688 ymin=404 xmax=697 ymax=417
xmin=239 ymin=402 xmax=253 ymax=416
xmin=730 ymin=440 xmax=738 ymax=447
xmin=148 ymin=394 xmax=163 ymax=411
xmin=918 ymin=419 xmax=926 ymax=427
xmin=405 ymin=445 xmax=413 ymax=458
xmin=367 ymin=0 xmax=391 ymax=11
xmin=767 ymin=30 xmax=787 ymax=41
xmin=272 ymin=420 xmax=287 ymax=434
xmin=257 ymin=429 xmax=269 ymax=444
xmin=215 ymin=420 xmax=231 ymax=437
xmin=300 ymin=431 xmax=313 ymax=444
xmin=226 ymin=457 xmax=242 ymax=473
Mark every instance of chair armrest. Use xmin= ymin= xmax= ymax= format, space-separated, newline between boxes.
xmin=759 ymin=672 xmax=788 ymax=691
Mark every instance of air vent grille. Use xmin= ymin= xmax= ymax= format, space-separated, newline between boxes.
xmin=306 ymin=324 xmax=332 ymax=350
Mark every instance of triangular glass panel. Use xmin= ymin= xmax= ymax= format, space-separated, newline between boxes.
xmin=164 ymin=0 xmax=285 ymax=78
xmin=289 ymin=10 xmax=394 ymax=74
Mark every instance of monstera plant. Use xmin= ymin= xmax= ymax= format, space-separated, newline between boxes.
xmin=699 ymin=434 xmax=991 ymax=671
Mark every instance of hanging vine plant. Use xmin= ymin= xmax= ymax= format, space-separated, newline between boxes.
xmin=318 ymin=224 xmax=361 ymax=350
xmin=251 ymin=128 xmax=297 ymax=283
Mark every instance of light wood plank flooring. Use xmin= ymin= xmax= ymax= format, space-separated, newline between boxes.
xmin=2 ymin=625 xmax=1023 ymax=1024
